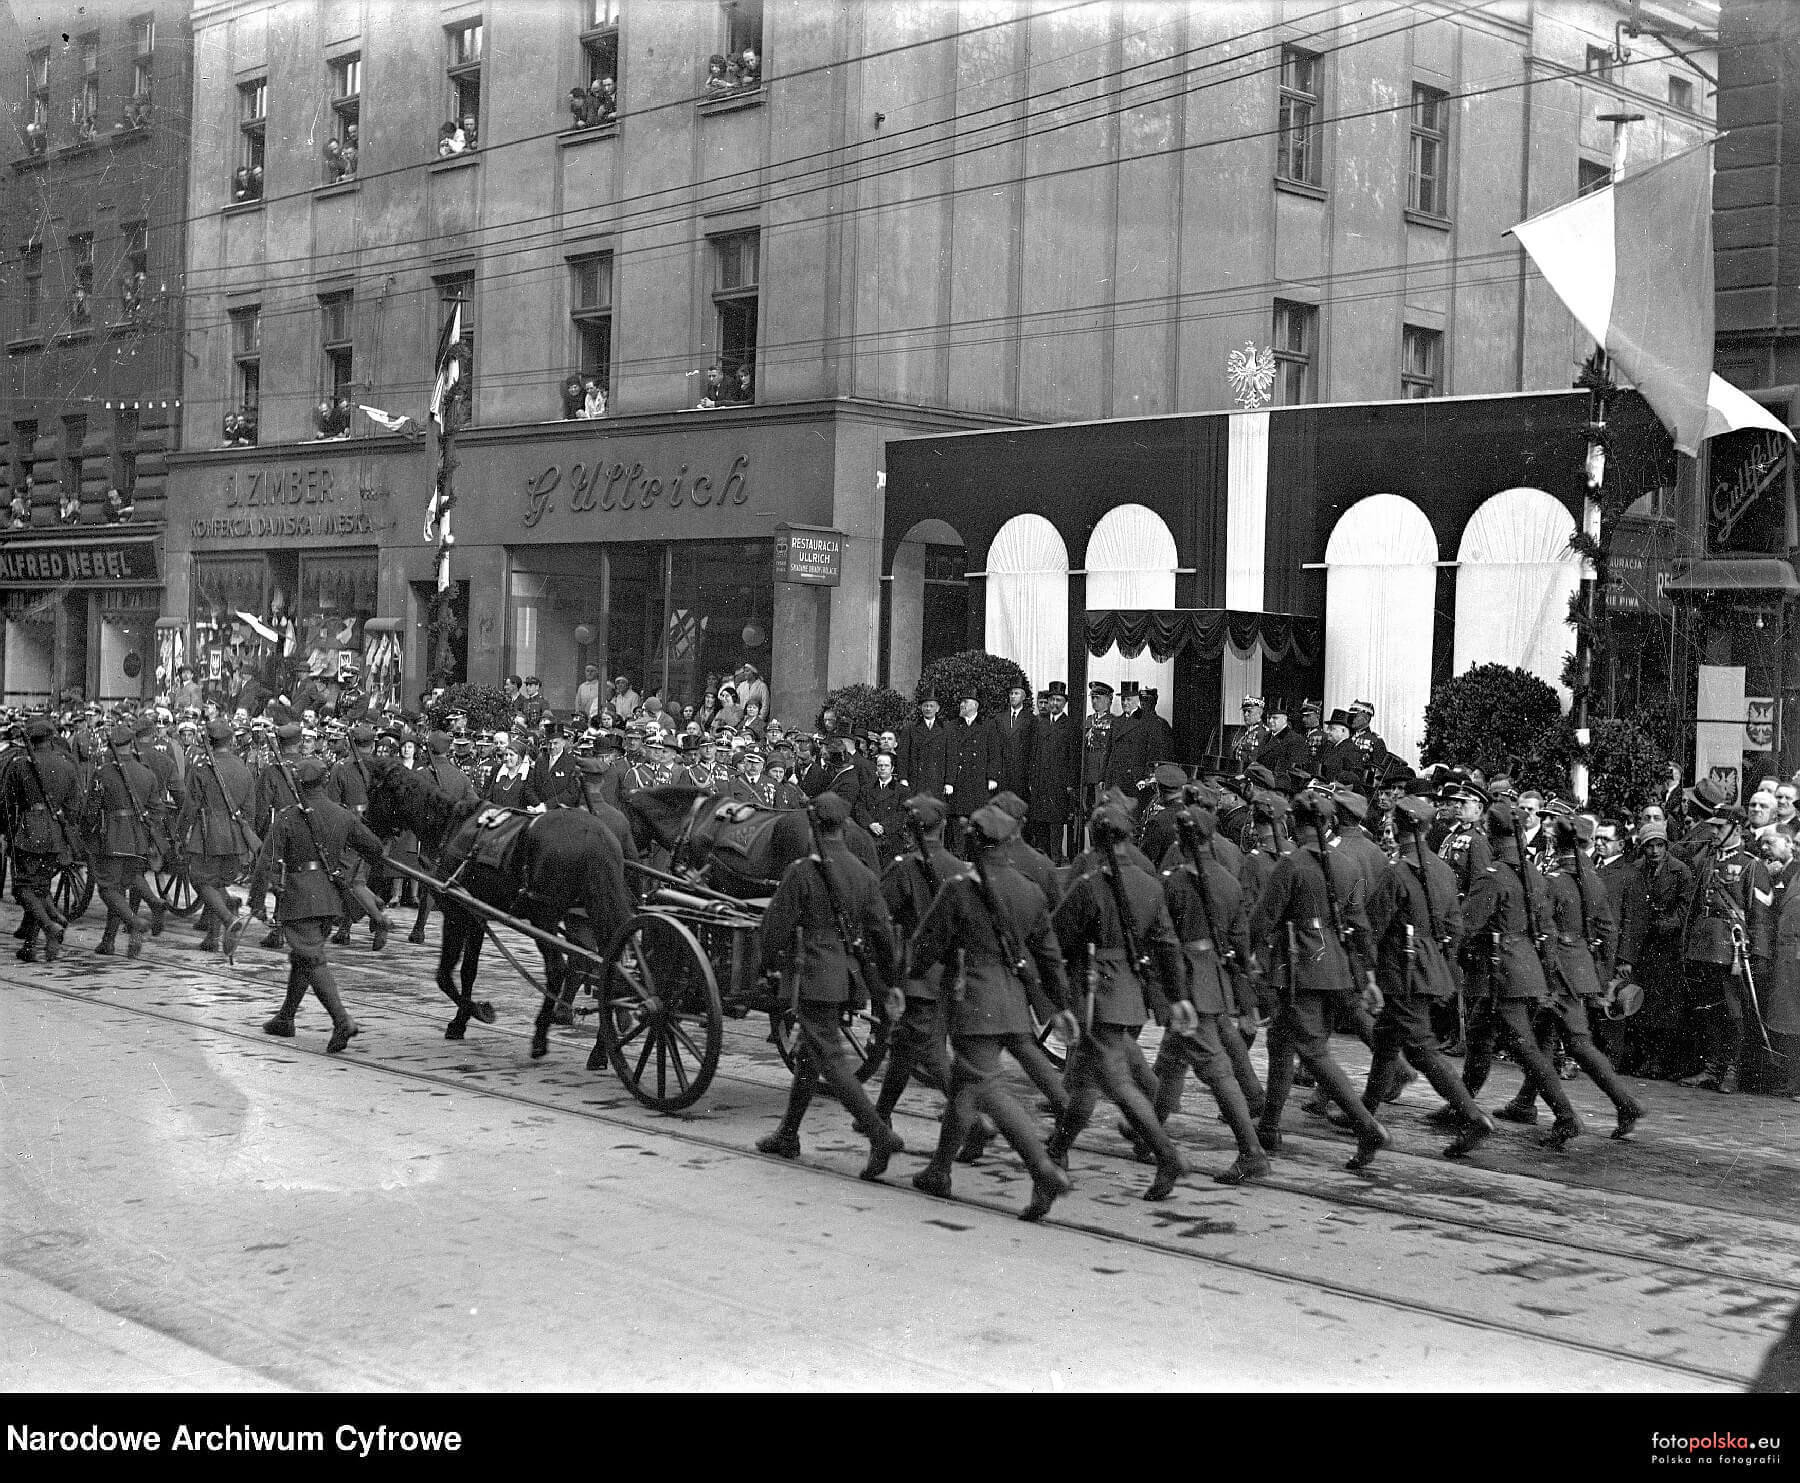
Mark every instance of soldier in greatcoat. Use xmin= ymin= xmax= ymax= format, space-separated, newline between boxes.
xmin=5 ymin=718 xmax=81 ymax=961
xmin=177 ymin=719 xmax=258 ymax=960
xmin=87 ymin=722 xmax=159 ymax=957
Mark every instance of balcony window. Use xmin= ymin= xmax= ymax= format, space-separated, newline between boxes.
xmin=567 ymin=253 xmax=612 ymax=416
xmin=236 ymin=79 xmax=267 ymax=201
xmin=1409 ymin=84 xmax=1448 ymax=217
xmin=444 ymin=20 xmax=482 ymax=153
xmin=75 ymin=34 xmax=99 ymax=142
xmin=1277 ymin=46 xmax=1321 ymax=187
xmin=126 ymin=15 xmax=154 ymax=128
xmin=70 ymin=233 xmax=94 ymax=326
xmin=228 ymin=306 xmax=260 ymax=445
xmin=573 ymin=0 xmax=619 ymax=128
xmin=707 ymin=231 xmax=758 ymax=405
xmin=708 ymin=0 xmax=762 ymax=92
xmin=120 ymin=223 xmax=148 ymax=323
xmin=327 ymin=55 xmax=360 ymax=180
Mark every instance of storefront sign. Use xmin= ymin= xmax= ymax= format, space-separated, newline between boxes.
xmin=775 ymin=524 xmax=843 ymax=586
xmin=521 ymin=451 xmax=751 ymax=529
xmin=189 ymin=510 xmax=378 ymax=542
xmin=0 ymin=537 xmax=161 ymax=586
xmin=185 ymin=460 xmax=392 ymax=544
xmin=1706 ymin=407 xmax=1793 ymax=555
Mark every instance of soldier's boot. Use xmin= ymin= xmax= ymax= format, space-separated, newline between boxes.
xmin=94 ymin=922 xmax=118 ymax=956
xmin=756 ymin=1072 xmax=814 ymax=1160
xmin=18 ymin=889 xmax=62 ymax=961
xmin=871 ymin=1047 xmax=916 ymax=1126
xmin=1221 ymin=1020 xmax=1267 ymax=1120
xmin=1494 ymin=1085 xmax=1541 ymax=1124
xmin=330 ymin=920 xmax=352 ymax=948
xmin=807 ymin=1045 xmax=903 ymax=1177
xmin=260 ymin=923 xmax=286 ymax=950
xmin=308 ymin=965 xmax=359 ymax=1053
xmin=263 ymin=964 xmax=306 ymax=1037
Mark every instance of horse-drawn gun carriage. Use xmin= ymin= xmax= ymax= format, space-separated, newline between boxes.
xmin=361 ymin=766 xmax=886 ymax=1113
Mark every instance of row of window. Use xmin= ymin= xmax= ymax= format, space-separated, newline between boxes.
xmin=21 ymin=16 xmax=156 ymax=155
xmin=225 ymin=1 xmax=762 ymax=200
xmin=13 ymin=227 xmax=151 ymax=337
xmin=218 ymin=231 xmax=761 ymax=443
xmin=1272 ymin=299 xmax=1441 ymax=403
xmin=1584 ymin=42 xmax=1697 ymax=111
xmin=6 ymin=413 xmax=144 ymax=529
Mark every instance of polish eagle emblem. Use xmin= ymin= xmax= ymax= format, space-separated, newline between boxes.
xmin=1227 ymin=341 xmax=1277 ymax=411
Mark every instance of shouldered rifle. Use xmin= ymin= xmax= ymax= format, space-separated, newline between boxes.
xmin=100 ymin=731 xmax=153 ymax=849
xmin=1513 ymin=847 xmax=1563 ymax=993
xmin=20 ymin=743 xmax=76 ymax=859
xmin=1310 ymin=820 xmax=1372 ymax=992
xmin=1097 ymin=837 xmax=1152 ymax=982
xmin=804 ymin=805 xmax=884 ymax=1010
xmin=283 ymin=760 xmax=347 ymax=899
xmin=1175 ymin=814 xmax=1240 ymax=990
xmin=970 ymin=849 xmax=1033 ymax=986
xmin=194 ymin=746 xmax=261 ymax=855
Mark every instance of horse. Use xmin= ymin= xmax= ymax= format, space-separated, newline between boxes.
xmin=620 ymin=785 xmax=880 ymax=896
xmin=363 ymin=758 xmax=635 ymax=1056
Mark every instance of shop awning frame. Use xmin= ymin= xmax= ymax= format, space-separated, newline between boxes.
xmin=1662 ymin=557 xmax=1800 ymax=600
xmin=1085 ymin=608 xmax=1321 ymax=665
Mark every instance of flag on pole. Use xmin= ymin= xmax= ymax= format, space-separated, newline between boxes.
xmin=1508 ymin=141 xmax=1792 ymax=455
xmin=359 ymin=404 xmax=419 ymax=437
xmin=429 ymin=299 xmax=464 ymax=427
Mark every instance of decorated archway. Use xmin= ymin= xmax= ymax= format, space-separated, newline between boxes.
xmin=1454 ymin=486 xmax=1581 ymax=705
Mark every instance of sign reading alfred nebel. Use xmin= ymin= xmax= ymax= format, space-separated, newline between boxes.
xmin=0 ymin=537 xmax=161 ymax=586
xmin=775 ymin=525 xmax=843 ymax=586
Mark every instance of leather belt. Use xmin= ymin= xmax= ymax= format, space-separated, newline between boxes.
xmin=1182 ymin=938 xmax=1216 ymax=953
xmin=294 ymin=861 xmax=326 ymax=872
xmin=107 ymin=809 xmax=137 ymax=819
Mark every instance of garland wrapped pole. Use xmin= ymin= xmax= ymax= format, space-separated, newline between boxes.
xmin=426 ymin=298 xmax=466 ymax=685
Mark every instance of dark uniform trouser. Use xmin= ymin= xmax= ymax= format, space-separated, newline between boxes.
xmin=187 ymin=853 xmax=242 ymax=938
xmin=94 ymin=854 xmax=149 ymax=940
xmin=1461 ymin=996 xmax=1577 ymax=1123
xmin=1262 ymin=991 xmax=1382 ymax=1138
xmin=11 ymin=850 xmax=61 ymax=940
xmin=1510 ymin=993 xmax=1636 ymax=1113
xmin=273 ymin=917 xmax=353 ymax=1030
xmin=923 ymin=1033 xmax=1061 ymax=1184
xmin=1150 ymin=1013 xmax=1265 ymax=1164
xmin=770 ymin=999 xmax=887 ymax=1141
xmin=1687 ymin=960 xmax=1759 ymax=1081
xmin=1365 ymin=990 xmax=1484 ymax=1123
xmin=1058 ymin=1022 xmax=1181 ymax=1167
xmin=873 ymin=993 xmax=951 ymax=1122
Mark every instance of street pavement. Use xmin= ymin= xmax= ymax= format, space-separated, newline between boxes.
xmin=2 ymin=910 xmax=1796 ymax=1392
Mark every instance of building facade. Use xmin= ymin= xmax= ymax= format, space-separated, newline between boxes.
xmin=1 ymin=1 xmax=193 ymax=709
xmin=160 ymin=1 xmax=1712 ymax=726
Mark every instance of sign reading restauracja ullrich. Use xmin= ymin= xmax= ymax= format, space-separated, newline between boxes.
xmin=774 ymin=524 xmax=843 ymax=586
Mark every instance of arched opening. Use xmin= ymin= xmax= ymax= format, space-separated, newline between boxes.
xmin=985 ymin=513 xmax=1068 ymax=695
xmin=1325 ymin=493 xmax=1437 ymax=767
xmin=1085 ymin=503 xmax=1176 ymax=715
xmin=1453 ymin=486 xmax=1581 ymax=706
xmin=887 ymin=517 xmax=966 ymax=695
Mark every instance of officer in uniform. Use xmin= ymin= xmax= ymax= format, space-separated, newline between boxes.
xmin=259 ymin=758 xmax=389 ymax=1052
xmin=1231 ymin=697 xmax=1271 ymax=773
xmin=1081 ymin=680 xmax=1114 ymax=821
xmin=754 ymin=792 xmax=906 ymax=1179
xmin=1142 ymin=806 xmax=1271 ymax=1185
xmin=1137 ymin=762 xmax=1190 ymax=866
xmin=1455 ymin=801 xmax=1586 ymax=1148
xmin=1049 ymin=802 xmax=1192 ymax=1201
xmin=1248 ymin=792 xmax=1391 ymax=1170
xmin=179 ymin=718 xmax=258 ymax=958
xmin=88 ymin=722 xmax=158 ymax=957
xmin=1298 ymin=699 xmax=1326 ymax=760
xmin=5 ymin=717 xmax=81 ymax=961
xmin=908 ymin=801 xmax=1074 ymax=1221
xmin=1677 ymin=781 xmax=1774 ymax=1094
xmin=1362 ymin=795 xmax=1495 ymax=1157
xmin=871 ymin=794 xmax=965 ymax=1128
xmin=325 ymin=721 xmax=392 ymax=951
xmin=1345 ymin=698 xmax=1388 ymax=777
xmin=1493 ymin=816 xmax=1647 ymax=1138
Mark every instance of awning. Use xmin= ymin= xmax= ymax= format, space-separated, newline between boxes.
xmin=363 ymin=617 xmax=405 ymax=634
xmin=1662 ymin=557 xmax=1800 ymax=599
xmin=1085 ymin=609 xmax=1320 ymax=665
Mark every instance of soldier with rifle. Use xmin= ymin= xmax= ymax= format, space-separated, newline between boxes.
xmin=259 ymin=758 xmax=387 ymax=1052
xmin=249 ymin=722 xmax=307 ymax=948
xmin=871 ymin=794 xmax=966 ymax=1130
xmin=754 ymin=792 xmax=907 ymax=1181
xmin=1141 ymin=805 xmax=1272 ymax=1185
xmin=1048 ymin=802 xmax=1192 ymax=1201
xmin=324 ymin=721 xmax=392 ymax=952
xmin=907 ymin=802 xmax=1075 ymax=1221
xmin=127 ymin=712 xmax=183 ymax=934
xmin=5 ymin=717 xmax=81 ymax=961
xmin=176 ymin=719 xmax=258 ymax=960
xmin=1247 ymin=791 xmax=1391 ymax=1171
xmin=87 ymin=721 xmax=160 ymax=957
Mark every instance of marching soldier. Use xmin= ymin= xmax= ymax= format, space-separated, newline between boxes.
xmin=326 ymin=721 xmax=392 ymax=951
xmin=871 ymin=794 xmax=965 ymax=1128
xmin=5 ymin=717 xmax=81 ymax=961
xmin=1492 ymin=816 xmax=1647 ymax=1138
xmin=88 ymin=722 xmax=159 ymax=957
xmin=908 ymin=802 xmax=1075 ymax=1221
xmin=754 ymin=792 xmax=907 ymax=1179
xmin=129 ymin=712 xmax=185 ymax=931
xmin=1049 ymin=802 xmax=1192 ymax=1201
xmin=250 ymin=722 xmax=306 ymax=948
xmin=259 ymin=758 xmax=388 ymax=1052
xmin=1248 ymin=792 xmax=1391 ymax=1170
xmin=178 ymin=718 xmax=258 ymax=960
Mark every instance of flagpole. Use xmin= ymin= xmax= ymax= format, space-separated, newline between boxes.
xmin=429 ymin=296 xmax=467 ymax=688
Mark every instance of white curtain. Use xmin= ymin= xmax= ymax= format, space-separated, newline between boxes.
xmin=1324 ymin=493 xmax=1438 ymax=768
xmin=1085 ymin=502 xmax=1176 ymax=704
xmin=985 ymin=513 xmax=1069 ymax=694
xmin=1453 ymin=487 xmax=1580 ymax=706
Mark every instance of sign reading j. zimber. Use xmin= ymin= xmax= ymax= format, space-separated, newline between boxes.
xmin=0 ymin=536 xmax=161 ymax=586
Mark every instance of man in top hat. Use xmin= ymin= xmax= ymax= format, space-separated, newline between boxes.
xmin=177 ymin=718 xmax=258 ymax=959
xmin=1027 ymin=680 xmax=1079 ymax=862
xmin=1101 ymin=681 xmax=1155 ymax=809
xmin=259 ymin=757 xmax=389 ymax=1053
xmin=534 ymin=719 xmax=584 ymax=806
xmin=898 ymin=690 xmax=951 ymax=803
xmin=1232 ymin=697 xmax=1271 ymax=774
xmin=755 ymin=792 xmax=905 ymax=1177
xmin=5 ymin=717 xmax=82 ymax=961
xmin=1316 ymin=708 xmax=1368 ymax=789
xmin=1675 ymin=778 xmax=1773 ymax=1094
xmin=1255 ymin=704 xmax=1310 ymax=781
xmin=996 ymin=682 xmax=1036 ymax=802
xmin=943 ymin=688 xmax=1002 ymax=850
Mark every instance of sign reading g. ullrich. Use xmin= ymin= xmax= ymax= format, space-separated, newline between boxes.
xmin=0 ymin=535 xmax=161 ymax=586
xmin=775 ymin=524 xmax=843 ymax=586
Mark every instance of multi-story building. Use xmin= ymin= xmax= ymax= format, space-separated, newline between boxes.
xmin=162 ymin=1 xmax=1713 ymax=727
xmin=1 ymin=2 xmax=193 ymax=709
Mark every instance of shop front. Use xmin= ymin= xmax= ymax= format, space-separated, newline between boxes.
xmin=0 ymin=530 xmax=164 ymax=708
xmin=163 ymin=444 xmax=422 ymax=714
